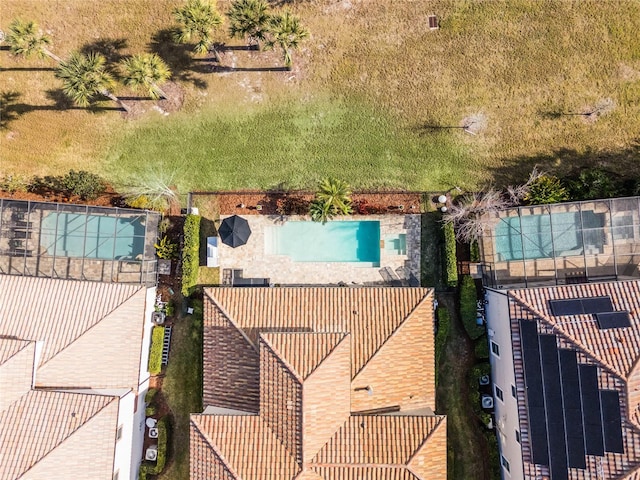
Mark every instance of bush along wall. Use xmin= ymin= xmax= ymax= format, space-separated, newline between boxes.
xmin=434 ymin=306 xmax=450 ymax=388
xmin=460 ymin=275 xmax=485 ymax=340
xmin=148 ymin=326 xmax=165 ymax=375
xmin=181 ymin=214 xmax=201 ymax=296
xmin=443 ymin=221 xmax=458 ymax=287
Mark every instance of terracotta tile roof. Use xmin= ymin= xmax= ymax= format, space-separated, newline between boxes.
xmin=506 ymin=280 xmax=640 ymax=479
xmin=206 ymin=287 xmax=432 ymax=377
xmin=193 ymin=287 xmax=445 ymax=480
xmin=312 ymin=415 xmax=444 ymax=465
xmin=0 ymin=276 xmax=147 ymax=389
xmin=260 ymin=332 xmax=348 ymax=381
xmin=0 ymin=390 xmax=118 ymax=480
xmin=0 ymin=339 xmax=35 ymax=411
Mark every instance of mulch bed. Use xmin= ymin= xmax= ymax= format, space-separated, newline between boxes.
xmin=197 ymin=191 xmax=424 ymax=216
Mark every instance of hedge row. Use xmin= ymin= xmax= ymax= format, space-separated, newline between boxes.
xmin=139 ymin=416 xmax=168 ymax=476
xmin=148 ymin=326 xmax=165 ymax=375
xmin=0 ymin=170 xmax=106 ymax=200
xmin=181 ymin=214 xmax=201 ymax=296
xmin=434 ymin=306 xmax=450 ymax=388
xmin=443 ymin=222 xmax=458 ymax=287
xmin=460 ymin=275 xmax=485 ymax=340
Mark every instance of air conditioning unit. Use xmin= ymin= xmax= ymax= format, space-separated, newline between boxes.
xmin=149 ymin=428 xmax=159 ymax=439
xmin=487 ymin=328 xmax=495 ymax=338
xmin=145 ymin=446 xmax=158 ymax=461
xmin=481 ymin=395 xmax=494 ymax=409
xmin=479 ymin=375 xmax=491 ymax=386
xmin=152 ymin=311 xmax=166 ymax=325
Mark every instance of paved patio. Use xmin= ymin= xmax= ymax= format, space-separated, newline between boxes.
xmin=217 ymin=214 xmax=421 ymax=285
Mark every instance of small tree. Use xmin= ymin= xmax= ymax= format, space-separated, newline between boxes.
xmin=524 ymin=174 xmax=568 ymax=205
xmin=264 ymin=11 xmax=308 ymax=69
xmin=310 ymin=177 xmax=352 ymax=224
xmin=174 ymin=0 xmax=223 ymax=62
xmin=227 ymin=0 xmax=271 ymax=49
xmin=120 ymin=53 xmax=171 ymax=100
xmin=6 ymin=19 xmax=62 ymax=62
xmin=56 ymin=52 xmax=130 ymax=112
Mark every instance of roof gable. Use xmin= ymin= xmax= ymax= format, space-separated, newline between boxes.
xmin=0 ymin=339 xmax=35 ymax=411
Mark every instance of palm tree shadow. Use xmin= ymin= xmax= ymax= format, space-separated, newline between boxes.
xmin=148 ymin=28 xmax=209 ymax=89
xmin=80 ymin=38 xmax=128 ymax=64
xmin=0 ymin=67 xmax=56 ymax=72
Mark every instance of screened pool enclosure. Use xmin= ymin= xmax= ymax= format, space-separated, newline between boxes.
xmin=478 ymin=197 xmax=640 ymax=288
xmin=0 ymin=199 xmax=160 ymax=284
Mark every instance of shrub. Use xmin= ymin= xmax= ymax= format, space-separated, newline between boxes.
xmin=181 ymin=214 xmax=201 ymax=296
xmin=145 ymin=388 xmax=158 ymax=403
xmin=159 ymin=217 xmax=171 ymax=234
xmin=460 ymin=275 xmax=484 ymax=340
xmin=567 ymin=167 xmax=620 ymax=200
xmin=125 ymin=194 xmax=169 ymax=211
xmin=28 ymin=175 xmax=64 ymax=194
xmin=148 ymin=326 xmax=165 ymax=375
xmin=61 ymin=170 xmax=105 ymax=200
xmin=140 ymin=416 xmax=168 ymax=475
xmin=475 ymin=334 xmax=489 ymax=359
xmin=145 ymin=405 xmax=157 ymax=416
xmin=524 ymin=174 xmax=568 ymax=205
xmin=470 ymin=240 xmax=480 ymax=262
xmin=165 ymin=301 xmax=175 ymax=317
xmin=443 ymin=221 xmax=458 ymax=287
xmin=435 ymin=306 xmax=450 ymax=387
xmin=0 ymin=174 xmax=29 ymax=193
xmin=154 ymin=236 xmax=179 ymax=259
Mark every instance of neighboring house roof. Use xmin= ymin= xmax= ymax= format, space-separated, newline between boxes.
xmin=192 ymin=287 xmax=446 ymax=480
xmin=505 ymin=280 xmax=640 ymax=479
xmin=0 ymin=275 xmax=147 ymax=389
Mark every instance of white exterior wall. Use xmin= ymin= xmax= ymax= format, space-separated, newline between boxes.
xmin=113 ymin=390 xmax=135 ymax=480
xmin=485 ymin=288 xmax=524 ymax=479
xmin=130 ymin=379 xmax=149 ymax=480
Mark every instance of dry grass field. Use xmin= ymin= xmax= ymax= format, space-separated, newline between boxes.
xmin=2 ymin=0 xmax=640 ymax=190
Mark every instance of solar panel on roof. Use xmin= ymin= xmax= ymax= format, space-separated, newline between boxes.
xmin=600 ymin=390 xmax=624 ymax=454
xmin=595 ymin=311 xmax=631 ymax=329
xmin=539 ymin=335 xmax=568 ymax=480
xmin=579 ymin=365 xmax=605 ymax=456
xmin=519 ymin=320 xmax=549 ymax=466
xmin=559 ymin=350 xmax=586 ymax=469
xmin=549 ymin=299 xmax=584 ymax=316
xmin=581 ymin=296 xmax=614 ymax=314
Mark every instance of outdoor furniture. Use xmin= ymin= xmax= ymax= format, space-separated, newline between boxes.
xmin=219 ymin=215 xmax=251 ymax=248
xmin=207 ymin=236 xmax=219 ymax=267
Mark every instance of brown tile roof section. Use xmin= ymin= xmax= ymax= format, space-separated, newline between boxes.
xmin=261 ymin=332 xmax=348 ymax=381
xmin=206 ymin=287 xmax=432 ymax=377
xmin=309 ymin=467 xmax=420 ymax=480
xmin=0 ymin=276 xmax=147 ymax=389
xmin=0 ymin=339 xmax=35 ymax=411
xmin=507 ymin=281 xmax=640 ymax=480
xmin=190 ymin=414 xmax=299 ymax=480
xmin=0 ymin=390 xmax=118 ymax=480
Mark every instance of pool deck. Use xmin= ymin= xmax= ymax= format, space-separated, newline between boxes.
xmin=217 ymin=214 xmax=421 ymax=286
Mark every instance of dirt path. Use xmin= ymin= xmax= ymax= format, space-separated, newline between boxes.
xmin=436 ymin=292 xmax=490 ymax=480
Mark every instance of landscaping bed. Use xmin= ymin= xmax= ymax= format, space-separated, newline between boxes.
xmin=192 ymin=190 xmax=424 ymax=217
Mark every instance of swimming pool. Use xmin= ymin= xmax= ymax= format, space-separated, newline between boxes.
xmin=265 ymin=221 xmax=380 ymax=265
xmin=40 ymin=213 xmax=146 ymax=260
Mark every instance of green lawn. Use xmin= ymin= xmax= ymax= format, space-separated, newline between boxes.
xmin=103 ymin=98 xmax=473 ymax=192
xmin=158 ymin=299 xmax=203 ymax=480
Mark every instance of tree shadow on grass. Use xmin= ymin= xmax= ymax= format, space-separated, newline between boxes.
xmin=488 ymin=141 xmax=640 ymax=187
xmin=0 ymin=67 xmax=56 ymax=72
xmin=80 ymin=38 xmax=128 ymax=64
xmin=148 ymin=28 xmax=208 ymax=90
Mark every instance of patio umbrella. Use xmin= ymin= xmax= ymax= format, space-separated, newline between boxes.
xmin=219 ymin=215 xmax=251 ymax=248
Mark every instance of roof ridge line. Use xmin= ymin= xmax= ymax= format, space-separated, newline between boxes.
xmin=353 ymin=291 xmax=432 ymax=377
xmin=303 ymin=332 xmax=349 ymax=380
xmin=207 ymin=292 xmax=259 ymax=352
xmin=509 ymin=291 xmax=624 ymax=380
xmin=38 ymin=286 xmax=145 ymax=369
xmin=18 ymin=392 xmax=119 ymax=479
xmin=406 ymin=416 xmax=445 ymax=465
xmin=191 ymin=417 xmax=241 ymax=479
xmin=0 ymin=338 xmax=33 ymax=366
xmin=259 ymin=334 xmax=304 ymax=383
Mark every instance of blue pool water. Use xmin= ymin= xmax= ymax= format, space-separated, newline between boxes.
xmin=266 ymin=221 xmax=380 ymax=264
xmin=40 ymin=213 xmax=145 ymax=259
xmin=494 ymin=211 xmax=604 ymax=261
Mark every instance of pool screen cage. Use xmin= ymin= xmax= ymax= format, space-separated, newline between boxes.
xmin=0 ymin=199 xmax=160 ymax=285
xmin=478 ymin=196 xmax=640 ymax=288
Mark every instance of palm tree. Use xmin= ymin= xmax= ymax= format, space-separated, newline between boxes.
xmin=227 ymin=0 xmax=270 ymax=49
xmin=310 ymin=178 xmax=352 ymax=224
xmin=120 ymin=53 xmax=171 ymax=100
xmin=173 ymin=0 xmax=223 ymax=63
xmin=6 ymin=19 xmax=62 ymax=63
xmin=264 ymin=12 xmax=308 ymax=69
xmin=55 ymin=52 xmax=130 ymax=112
